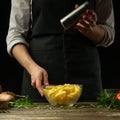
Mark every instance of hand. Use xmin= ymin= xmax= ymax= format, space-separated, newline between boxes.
xmin=74 ymin=4 xmax=97 ymax=33
xmin=30 ymin=65 xmax=49 ymax=96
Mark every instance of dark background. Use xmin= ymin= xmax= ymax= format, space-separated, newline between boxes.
xmin=0 ymin=0 xmax=23 ymax=93
xmin=0 ymin=0 xmax=120 ymax=94
xmin=98 ymin=0 xmax=120 ymax=89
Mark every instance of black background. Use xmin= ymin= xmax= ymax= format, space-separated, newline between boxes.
xmin=0 ymin=0 xmax=120 ymax=94
xmin=0 ymin=0 xmax=23 ymax=93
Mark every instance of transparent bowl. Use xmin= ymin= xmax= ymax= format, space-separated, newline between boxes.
xmin=44 ymin=84 xmax=83 ymax=106
xmin=104 ymin=89 xmax=120 ymax=96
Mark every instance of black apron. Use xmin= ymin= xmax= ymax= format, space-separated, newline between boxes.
xmin=21 ymin=0 xmax=102 ymax=102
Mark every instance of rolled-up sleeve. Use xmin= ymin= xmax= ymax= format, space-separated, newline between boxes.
xmin=95 ymin=0 xmax=115 ymax=47
xmin=6 ymin=0 xmax=31 ymax=56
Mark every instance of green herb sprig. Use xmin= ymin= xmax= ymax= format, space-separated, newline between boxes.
xmin=96 ymin=91 xmax=120 ymax=110
xmin=8 ymin=96 xmax=34 ymax=108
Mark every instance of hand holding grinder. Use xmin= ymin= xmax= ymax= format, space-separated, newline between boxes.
xmin=60 ymin=1 xmax=90 ymax=30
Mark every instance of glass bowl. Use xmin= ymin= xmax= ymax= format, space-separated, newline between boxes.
xmin=43 ymin=84 xmax=83 ymax=106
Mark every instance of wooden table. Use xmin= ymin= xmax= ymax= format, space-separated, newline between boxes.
xmin=0 ymin=102 xmax=120 ymax=120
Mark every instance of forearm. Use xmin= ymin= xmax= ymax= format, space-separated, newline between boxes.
xmin=11 ymin=44 xmax=38 ymax=75
xmin=94 ymin=0 xmax=115 ymax=47
xmin=81 ymin=24 xmax=105 ymax=45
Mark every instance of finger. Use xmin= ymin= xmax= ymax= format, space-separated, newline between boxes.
xmin=86 ymin=9 xmax=97 ymax=22
xmin=75 ymin=22 xmax=88 ymax=33
xmin=75 ymin=4 xmax=79 ymax=9
xmin=79 ymin=19 xmax=91 ymax=30
xmin=31 ymin=79 xmax=36 ymax=88
xmin=83 ymin=15 xmax=96 ymax=27
xmin=31 ymin=75 xmax=44 ymax=96
xmin=36 ymin=71 xmax=49 ymax=96
xmin=36 ymin=79 xmax=44 ymax=97
xmin=75 ymin=21 xmax=94 ymax=33
xmin=43 ymin=71 xmax=49 ymax=86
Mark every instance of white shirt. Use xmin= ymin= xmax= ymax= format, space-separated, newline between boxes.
xmin=6 ymin=0 xmax=115 ymax=56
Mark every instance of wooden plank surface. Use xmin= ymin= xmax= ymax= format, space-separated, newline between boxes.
xmin=0 ymin=103 xmax=120 ymax=120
